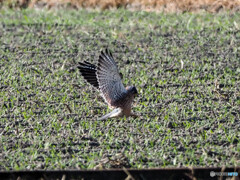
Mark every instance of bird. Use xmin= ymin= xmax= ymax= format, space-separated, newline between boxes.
xmin=78 ymin=48 xmax=138 ymax=120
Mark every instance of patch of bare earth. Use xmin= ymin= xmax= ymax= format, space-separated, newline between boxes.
xmin=1 ymin=0 xmax=240 ymax=12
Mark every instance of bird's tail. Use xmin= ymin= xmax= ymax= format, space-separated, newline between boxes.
xmin=98 ymin=108 xmax=122 ymax=120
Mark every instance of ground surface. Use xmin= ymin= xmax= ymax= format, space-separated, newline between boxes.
xmin=0 ymin=9 xmax=240 ymax=170
xmin=1 ymin=0 xmax=240 ymax=13
xmin=0 ymin=0 xmax=240 ymax=13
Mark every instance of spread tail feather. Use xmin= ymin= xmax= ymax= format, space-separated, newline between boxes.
xmin=98 ymin=108 xmax=122 ymax=120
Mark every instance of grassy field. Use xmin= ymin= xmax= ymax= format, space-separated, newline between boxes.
xmin=0 ymin=9 xmax=239 ymax=170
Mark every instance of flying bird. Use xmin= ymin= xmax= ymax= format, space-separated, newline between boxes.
xmin=78 ymin=48 xmax=138 ymax=120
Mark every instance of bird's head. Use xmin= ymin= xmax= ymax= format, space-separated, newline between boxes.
xmin=126 ymin=86 xmax=138 ymax=97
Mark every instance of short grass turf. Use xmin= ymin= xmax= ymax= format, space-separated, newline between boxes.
xmin=0 ymin=9 xmax=240 ymax=170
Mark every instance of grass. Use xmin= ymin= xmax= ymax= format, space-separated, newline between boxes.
xmin=0 ymin=9 xmax=239 ymax=170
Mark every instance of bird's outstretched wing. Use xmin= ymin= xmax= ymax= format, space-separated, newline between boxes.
xmin=78 ymin=61 xmax=99 ymax=89
xmin=96 ymin=49 xmax=126 ymax=106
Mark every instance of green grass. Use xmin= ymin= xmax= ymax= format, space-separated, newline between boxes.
xmin=0 ymin=9 xmax=240 ymax=170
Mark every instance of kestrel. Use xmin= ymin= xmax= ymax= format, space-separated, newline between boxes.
xmin=78 ymin=48 xmax=138 ymax=120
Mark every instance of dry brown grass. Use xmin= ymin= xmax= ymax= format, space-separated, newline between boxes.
xmin=1 ymin=0 xmax=240 ymax=12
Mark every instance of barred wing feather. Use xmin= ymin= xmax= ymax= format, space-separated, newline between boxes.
xmin=78 ymin=61 xmax=99 ymax=89
xmin=97 ymin=49 xmax=126 ymax=106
